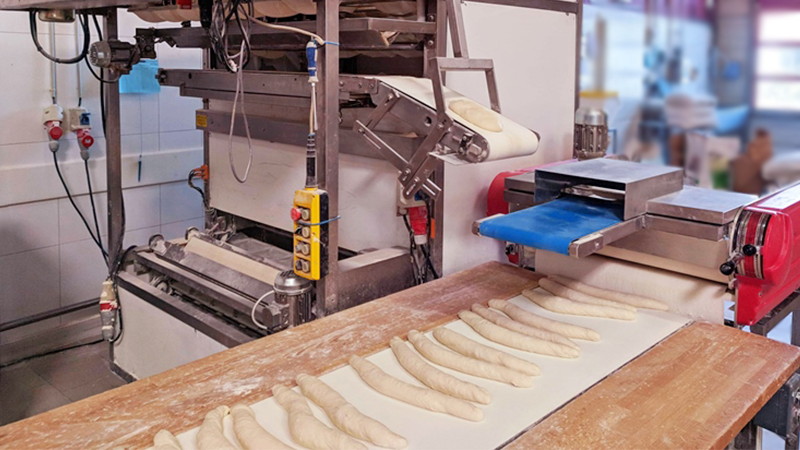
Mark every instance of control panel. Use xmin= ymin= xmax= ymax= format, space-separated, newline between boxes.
xmin=292 ymin=187 xmax=329 ymax=280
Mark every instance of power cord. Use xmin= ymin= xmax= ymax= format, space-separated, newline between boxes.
xmin=251 ymin=290 xmax=275 ymax=330
xmin=29 ymin=10 xmax=89 ymax=65
xmin=84 ymin=159 xmax=104 ymax=258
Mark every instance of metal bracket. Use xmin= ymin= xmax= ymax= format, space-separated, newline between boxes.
xmin=754 ymin=372 xmax=800 ymax=450
xmin=568 ymin=216 xmax=646 ymax=258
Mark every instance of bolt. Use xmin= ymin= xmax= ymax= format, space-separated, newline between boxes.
xmin=339 ymin=81 xmax=344 ymax=86
xmin=425 ymin=40 xmax=435 ymax=48
xmin=427 ymin=14 xmax=435 ymax=21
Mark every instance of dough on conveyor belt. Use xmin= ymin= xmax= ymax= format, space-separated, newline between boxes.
xmin=196 ymin=406 xmax=237 ymax=450
xmin=408 ymin=330 xmax=533 ymax=387
xmin=522 ymin=289 xmax=636 ymax=321
xmin=488 ymin=300 xmax=600 ymax=342
xmin=549 ymin=275 xmax=669 ymax=311
xmin=539 ymin=278 xmax=637 ymax=312
xmin=349 ymin=355 xmax=484 ymax=422
xmin=432 ymin=328 xmax=541 ymax=376
xmin=459 ymin=310 xmax=580 ymax=358
xmin=231 ymin=403 xmax=295 ymax=450
xmin=273 ymin=385 xmax=367 ymax=450
xmin=390 ymin=337 xmax=491 ymax=405
xmin=470 ymin=304 xmax=579 ymax=351
xmin=296 ymin=373 xmax=408 ymax=449
xmin=147 ymin=429 xmax=182 ymax=450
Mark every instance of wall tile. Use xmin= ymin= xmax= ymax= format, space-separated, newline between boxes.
xmin=139 ymin=94 xmax=160 ymax=135
xmin=159 ymin=129 xmax=202 ymax=152
xmin=123 ymin=185 xmax=161 ymax=232
xmin=58 ymin=238 xmax=107 ymax=306
xmin=158 ymin=87 xmax=202 ymax=133
xmin=0 ymin=141 xmax=54 ymax=171
xmin=141 ymin=133 xmax=160 ymax=153
xmin=160 ymin=181 xmax=203 ymax=224
xmin=0 ymin=246 xmax=60 ymax=322
xmin=58 ymin=191 xmax=108 ymax=245
xmin=0 ymin=200 xmax=59 ymax=257
xmin=161 ymin=218 xmax=204 ymax=241
xmin=120 ymin=94 xmax=143 ymax=136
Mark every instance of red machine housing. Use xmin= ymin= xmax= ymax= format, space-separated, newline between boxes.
xmin=734 ymin=183 xmax=800 ymax=325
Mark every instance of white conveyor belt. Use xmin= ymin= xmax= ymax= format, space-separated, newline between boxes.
xmin=375 ymin=76 xmax=540 ymax=162
xmin=172 ymin=293 xmax=690 ymax=450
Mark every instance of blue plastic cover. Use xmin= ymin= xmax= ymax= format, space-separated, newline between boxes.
xmin=119 ymin=59 xmax=161 ymax=94
xmin=479 ymin=196 xmax=624 ymax=255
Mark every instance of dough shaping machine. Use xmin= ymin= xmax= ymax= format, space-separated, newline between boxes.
xmin=474 ymin=158 xmax=800 ymax=326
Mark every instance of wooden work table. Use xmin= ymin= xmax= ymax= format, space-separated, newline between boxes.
xmin=0 ymin=262 xmax=798 ymax=449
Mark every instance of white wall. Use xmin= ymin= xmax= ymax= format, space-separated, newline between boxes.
xmin=0 ymin=10 xmax=204 ymax=346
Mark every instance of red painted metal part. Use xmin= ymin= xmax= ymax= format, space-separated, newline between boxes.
xmin=736 ymin=183 xmax=800 ymax=325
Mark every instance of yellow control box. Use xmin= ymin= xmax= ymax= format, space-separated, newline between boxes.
xmin=292 ymin=187 xmax=329 ymax=280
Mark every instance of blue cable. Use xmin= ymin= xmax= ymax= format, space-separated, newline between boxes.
xmin=298 ymin=216 xmax=341 ymax=227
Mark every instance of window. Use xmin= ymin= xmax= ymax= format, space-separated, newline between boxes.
xmin=756 ymin=11 xmax=800 ymax=111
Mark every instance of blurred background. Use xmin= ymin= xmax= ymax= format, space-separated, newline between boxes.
xmin=579 ymin=0 xmax=799 ymax=195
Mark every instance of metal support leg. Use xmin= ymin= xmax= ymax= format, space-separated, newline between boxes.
xmin=105 ymin=8 xmax=123 ymax=270
xmin=316 ymin=0 xmax=340 ymax=317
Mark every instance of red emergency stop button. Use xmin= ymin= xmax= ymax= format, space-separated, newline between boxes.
xmin=291 ymin=208 xmax=302 ymax=221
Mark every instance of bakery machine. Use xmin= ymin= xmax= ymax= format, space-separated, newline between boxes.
xmin=474 ymin=158 xmax=800 ymax=330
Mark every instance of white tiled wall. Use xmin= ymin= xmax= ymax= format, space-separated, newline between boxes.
xmin=0 ymin=10 xmax=205 ymax=330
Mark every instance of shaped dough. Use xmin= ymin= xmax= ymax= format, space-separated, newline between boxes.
xmin=196 ymin=406 xmax=237 ymax=450
xmin=550 ymin=275 xmax=669 ymax=311
xmin=488 ymin=299 xmax=600 ymax=341
xmin=231 ymin=403 xmax=295 ymax=450
xmin=459 ymin=310 xmax=580 ymax=358
xmin=349 ymin=355 xmax=483 ymax=422
xmin=296 ymin=373 xmax=407 ymax=449
xmin=148 ymin=429 xmax=182 ymax=450
xmin=471 ymin=304 xmax=579 ymax=351
xmin=407 ymin=330 xmax=532 ymax=387
xmin=390 ymin=337 xmax=490 ymax=404
xmin=272 ymin=385 xmax=367 ymax=450
xmin=432 ymin=327 xmax=540 ymax=376
xmin=539 ymin=278 xmax=637 ymax=312
xmin=522 ymin=289 xmax=636 ymax=321
xmin=449 ymin=99 xmax=503 ymax=132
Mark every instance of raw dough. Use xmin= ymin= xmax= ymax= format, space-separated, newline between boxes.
xmin=459 ymin=310 xmax=580 ymax=358
xmin=471 ymin=304 xmax=580 ymax=351
xmin=407 ymin=330 xmax=533 ymax=387
xmin=272 ymin=385 xmax=367 ymax=450
xmin=449 ymin=99 xmax=503 ymax=132
xmin=488 ymin=300 xmax=600 ymax=341
xmin=432 ymin=327 xmax=540 ymax=376
xmin=390 ymin=337 xmax=490 ymax=404
xmin=348 ymin=355 xmax=484 ymax=422
xmin=296 ymin=373 xmax=407 ymax=449
xmin=550 ymin=275 xmax=669 ymax=311
xmin=522 ymin=289 xmax=636 ymax=321
xmin=148 ymin=429 xmax=182 ymax=450
xmin=539 ymin=278 xmax=637 ymax=312
xmin=231 ymin=403 xmax=295 ymax=450
xmin=196 ymin=406 xmax=237 ymax=450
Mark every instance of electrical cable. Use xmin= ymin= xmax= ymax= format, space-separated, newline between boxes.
xmin=84 ymin=159 xmax=107 ymax=265
xmin=82 ymin=14 xmax=120 ymax=85
xmin=251 ymin=290 xmax=275 ymax=330
xmin=228 ymin=41 xmax=253 ymax=183
xmin=109 ymin=245 xmax=136 ymax=344
xmin=53 ymin=152 xmax=108 ymax=259
xmin=188 ymin=168 xmax=209 ymax=210
xmin=29 ymin=10 xmax=90 ymax=65
xmin=420 ymin=245 xmax=440 ymax=280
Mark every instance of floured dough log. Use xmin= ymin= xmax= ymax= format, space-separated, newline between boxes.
xmin=390 ymin=337 xmax=490 ymax=404
xmin=459 ymin=310 xmax=580 ymax=358
xmin=449 ymin=99 xmax=503 ymax=132
xmin=349 ymin=355 xmax=483 ymax=422
xmin=196 ymin=406 xmax=237 ymax=450
xmin=272 ymin=385 xmax=367 ymax=450
xmin=296 ymin=374 xmax=407 ymax=449
xmin=488 ymin=300 xmax=600 ymax=341
xmin=432 ymin=327 xmax=540 ymax=376
xmin=550 ymin=275 xmax=669 ymax=311
xmin=147 ymin=429 xmax=182 ymax=450
xmin=539 ymin=278 xmax=637 ymax=312
xmin=231 ymin=403 xmax=295 ymax=450
xmin=522 ymin=289 xmax=636 ymax=321
xmin=408 ymin=330 xmax=532 ymax=387
xmin=471 ymin=304 xmax=579 ymax=351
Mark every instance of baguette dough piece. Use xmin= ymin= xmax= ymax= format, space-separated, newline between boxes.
xmin=231 ymin=403 xmax=295 ymax=450
xmin=148 ymin=430 xmax=182 ymax=450
xmin=522 ymin=289 xmax=636 ymax=321
xmin=296 ymin=373 xmax=408 ymax=449
xmin=432 ymin=327 xmax=540 ymax=376
xmin=539 ymin=278 xmax=637 ymax=312
xmin=390 ymin=337 xmax=490 ymax=404
xmin=272 ymin=385 xmax=367 ymax=450
xmin=550 ymin=275 xmax=669 ymax=311
xmin=459 ymin=310 xmax=580 ymax=358
xmin=488 ymin=300 xmax=600 ymax=341
xmin=196 ymin=406 xmax=237 ymax=450
xmin=408 ymin=330 xmax=533 ymax=387
xmin=471 ymin=304 xmax=579 ymax=351
xmin=349 ymin=355 xmax=483 ymax=422
xmin=449 ymin=99 xmax=503 ymax=132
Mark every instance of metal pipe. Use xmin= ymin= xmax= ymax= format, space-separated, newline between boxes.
xmin=105 ymin=8 xmax=124 ymax=270
xmin=75 ymin=19 xmax=82 ymax=104
xmin=0 ymin=299 xmax=97 ymax=333
xmin=50 ymin=22 xmax=57 ymax=104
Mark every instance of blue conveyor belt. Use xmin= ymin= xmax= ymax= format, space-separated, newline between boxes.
xmin=479 ymin=196 xmax=624 ymax=255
